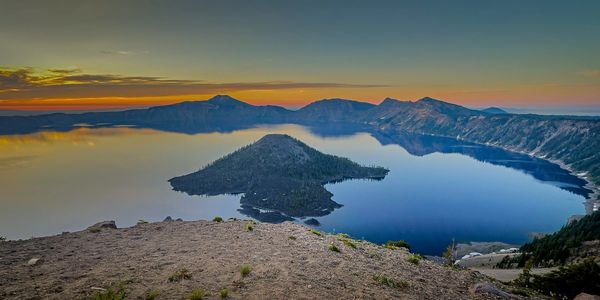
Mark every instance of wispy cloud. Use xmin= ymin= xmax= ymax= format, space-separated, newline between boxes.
xmin=99 ymin=50 xmax=149 ymax=55
xmin=579 ymin=69 xmax=600 ymax=78
xmin=0 ymin=67 xmax=387 ymax=101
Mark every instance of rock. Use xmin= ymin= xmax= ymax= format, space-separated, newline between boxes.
xmin=175 ymin=218 xmax=183 ymax=221
xmin=163 ymin=216 xmax=173 ymax=222
xmin=304 ymin=218 xmax=320 ymax=226
xmin=88 ymin=220 xmax=117 ymax=229
xmin=27 ymin=257 xmax=43 ymax=266
xmin=469 ymin=282 xmax=520 ymax=299
xmin=575 ymin=293 xmax=600 ymax=300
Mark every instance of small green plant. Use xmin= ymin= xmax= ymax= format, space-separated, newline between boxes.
xmin=337 ymin=233 xmax=351 ymax=239
xmin=145 ymin=290 xmax=161 ymax=300
xmin=373 ymin=273 xmax=409 ymax=289
xmin=89 ymin=227 xmax=101 ymax=233
xmin=90 ymin=285 xmax=126 ymax=300
xmin=384 ymin=240 xmax=410 ymax=250
xmin=213 ymin=216 xmax=223 ymax=222
xmin=137 ymin=219 xmax=149 ymax=225
xmin=240 ymin=265 xmax=252 ymax=276
xmin=406 ymin=254 xmax=422 ymax=265
xmin=219 ymin=288 xmax=229 ymax=298
xmin=309 ymin=229 xmax=322 ymax=236
xmin=288 ymin=236 xmax=297 ymax=240
xmin=168 ymin=268 xmax=192 ymax=282
xmin=329 ymin=243 xmax=341 ymax=253
xmin=245 ymin=223 xmax=254 ymax=231
xmin=188 ymin=289 xmax=206 ymax=300
xmin=341 ymin=239 xmax=356 ymax=249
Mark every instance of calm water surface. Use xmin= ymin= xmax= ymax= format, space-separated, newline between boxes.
xmin=0 ymin=124 xmax=586 ymax=254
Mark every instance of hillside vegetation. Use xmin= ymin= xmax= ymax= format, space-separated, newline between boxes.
xmin=169 ymin=134 xmax=388 ymax=219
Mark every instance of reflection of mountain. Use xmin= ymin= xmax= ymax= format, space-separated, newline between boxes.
xmin=370 ymin=130 xmax=592 ymax=197
xmin=169 ymin=134 xmax=388 ymax=220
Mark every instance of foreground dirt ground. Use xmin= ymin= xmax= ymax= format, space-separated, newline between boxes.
xmin=1 ymin=220 xmax=531 ymax=299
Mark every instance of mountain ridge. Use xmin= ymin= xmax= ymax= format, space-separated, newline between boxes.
xmin=1 ymin=95 xmax=599 ymax=206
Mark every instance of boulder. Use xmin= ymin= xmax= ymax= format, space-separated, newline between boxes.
xmin=27 ymin=257 xmax=43 ymax=266
xmin=163 ymin=216 xmax=173 ymax=222
xmin=88 ymin=220 xmax=117 ymax=229
xmin=469 ymin=282 xmax=521 ymax=299
xmin=304 ymin=218 xmax=321 ymax=226
xmin=574 ymin=293 xmax=600 ymax=300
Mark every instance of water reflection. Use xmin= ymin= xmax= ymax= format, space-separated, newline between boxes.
xmin=0 ymin=124 xmax=587 ymax=254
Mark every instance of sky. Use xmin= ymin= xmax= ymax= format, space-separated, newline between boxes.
xmin=1 ymin=0 xmax=599 ymax=112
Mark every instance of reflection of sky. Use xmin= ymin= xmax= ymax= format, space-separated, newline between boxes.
xmin=0 ymin=125 xmax=585 ymax=255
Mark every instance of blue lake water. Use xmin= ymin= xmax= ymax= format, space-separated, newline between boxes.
xmin=0 ymin=124 xmax=587 ymax=255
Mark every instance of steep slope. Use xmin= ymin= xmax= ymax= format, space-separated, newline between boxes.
xmin=366 ymin=98 xmax=600 ymax=192
xmin=169 ymin=134 xmax=388 ymax=218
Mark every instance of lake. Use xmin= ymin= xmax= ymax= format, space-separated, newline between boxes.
xmin=0 ymin=124 xmax=588 ymax=255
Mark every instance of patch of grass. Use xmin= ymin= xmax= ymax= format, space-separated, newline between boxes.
xmin=188 ymin=289 xmax=206 ymax=300
xmin=219 ymin=288 xmax=229 ymax=298
xmin=341 ymin=239 xmax=356 ymax=249
xmin=137 ymin=219 xmax=149 ymax=225
xmin=384 ymin=240 xmax=410 ymax=250
xmin=213 ymin=216 xmax=223 ymax=222
xmin=89 ymin=227 xmax=101 ymax=233
xmin=240 ymin=265 xmax=252 ymax=276
xmin=145 ymin=290 xmax=161 ymax=300
xmin=309 ymin=229 xmax=322 ymax=236
xmin=406 ymin=254 xmax=423 ymax=265
xmin=373 ymin=273 xmax=409 ymax=289
xmin=168 ymin=268 xmax=192 ymax=282
xmin=329 ymin=243 xmax=341 ymax=253
xmin=337 ymin=233 xmax=351 ymax=239
xmin=288 ymin=236 xmax=297 ymax=240
xmin=245 ymin=223 xmax=254 ymax=231
xmin=90 ymin=285 xmax=126 ymax=300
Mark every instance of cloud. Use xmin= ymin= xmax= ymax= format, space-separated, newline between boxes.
xmin=99 ymin=50 xmax=149 ymax=55
xmin=0 ymin=67 xmax=387 ymax=101
xmin=579 ymin=69 xmax=600 ymax=78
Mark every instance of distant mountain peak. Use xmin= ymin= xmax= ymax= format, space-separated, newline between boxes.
xmin=206 ymin=95 xmax=250 ymax=107
xmin=481 ymin=107 xmax=508 ymax=114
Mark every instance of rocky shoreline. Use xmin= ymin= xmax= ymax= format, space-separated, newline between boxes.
xmin=0 ymin=219 xmax=538 ymax=299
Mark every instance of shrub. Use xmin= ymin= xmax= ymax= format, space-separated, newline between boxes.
xmin=188 ymin=289 xmax=205 ymax=300
xmin=137 ymin=219 xmax=149 ymax=225
xmin=145 ymin=290 xmax=160 ymax=300
xmin=406 ymin=254 xmax=422 ymax=265
xmin=329 ymin=243 xmax=341 ymax=253
xmin=240 ymin=265 xmax=251 ymax=276
xmin=519 ymin=257 xmax=600 ymax=299
xmin=213 ymin=216 xmax=224 ymax=222
xmin=288 ymin=236 xmax=297 ymax=240
xmin=309 ymin=229 xmax=322 ymax=236
xmin=0 ymin=236 xmax=6 ymax=241
xmin=219 ymin=288 xmax=229 ymax=298
xmin=245 ymin=223 xmax=254 ymax=231
xmin=373 ymin=273 xmax=409 ymax=289
xmin=337 ymin=233 xmax=351 ymax=239
xmin=168 ymin=268 xmax=192 ymax=282
xmin=341 ymin=239 xmax=356 ymax=249
xmin=384 ymin=240 xmax=410 ymax=250
xmin=89 ymin=228 xmax=101 ymax=233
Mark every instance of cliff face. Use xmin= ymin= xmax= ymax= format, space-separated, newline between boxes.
xmin=367 ymin=99 xmax=600 ymax=189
